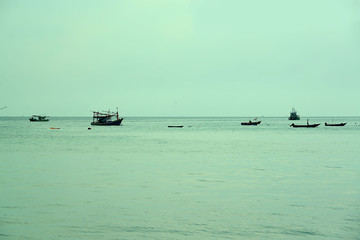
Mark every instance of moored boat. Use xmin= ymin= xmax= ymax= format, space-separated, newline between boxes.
xmin=290 ymin=119 xmax=320 ymax=128
xmin=290 ymin=123 xmax=320 ymax=128
xmin=91 ymin=108 xmax=123 ymax=126
xmin=325 ymin=122 xmax=346 ymax=126
xmin=241 ymin=120 xmax=261 ymax=126
xmin=289 ymin=108 xmax=300 ymax=120
xmin=29 ymin=115 xmax=49 ymax=122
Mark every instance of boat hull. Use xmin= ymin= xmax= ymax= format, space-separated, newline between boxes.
xmin=290 ymin=123 xmax=320 ymax=128
xmin=168 ymin=126 xmax=183 ymax=128
xmin=325 ymin=122 xmax=346 ymax=126
xmin=91 ymin=118 xmax=123 ymax=126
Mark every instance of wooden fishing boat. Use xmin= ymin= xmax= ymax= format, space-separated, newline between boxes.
xmin=325 ymin=122 xmax=346 ymax=126
xmin=29 ymin=115 xmax=49 ymax=122
xmin=290 ymin=123 xmax=320 ymax=128
xmin=241 ymin=120 xmax=261 ymax=126
xmin=290 ymin=119 xmax=320 ymax=128
xmin=91 ymin=108 xmax=123 ymax=126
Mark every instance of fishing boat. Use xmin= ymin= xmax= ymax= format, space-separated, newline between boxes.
xmin=325 ymin=122 xmax=347 ymax=127
xmin=29 ymin=115 xmax=49 ymax=122
xmin=241 ymin=118 xmax=261 ymax=125
xmin=288 ymin=108 xmax=300 ymax=120
xmin=290 ymin=119 xmax=320 ymax=128
xmin=91 ymin=108 xmax=123 ymax=126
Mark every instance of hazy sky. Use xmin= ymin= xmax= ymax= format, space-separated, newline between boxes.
xmin=1 ymin=0 xmax=359 ymax=117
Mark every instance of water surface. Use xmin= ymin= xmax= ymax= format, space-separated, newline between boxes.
xmin=1 ymin=117 xmax=360 ymax=239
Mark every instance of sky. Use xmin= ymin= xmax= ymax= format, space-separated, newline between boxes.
xmin=0 ymin=0 xmax=359 ymax=117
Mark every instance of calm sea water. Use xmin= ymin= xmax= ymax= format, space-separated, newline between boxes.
xmin=1 ymin=117 xmax=360 ymax=239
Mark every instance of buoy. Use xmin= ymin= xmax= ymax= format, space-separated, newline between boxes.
xmin=88 ymin=127 xmax=91 ymax=130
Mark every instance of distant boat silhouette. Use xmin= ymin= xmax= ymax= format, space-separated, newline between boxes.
xmin=241 ymin=117 xmax=261 ymax=125
xmin=325 ymin=122 xmax=346 ymax=127
xmin=241 ymin=120 xmax=261 ymax=126
xmin=29 ymin=115 xmax=49 ymax=122
xmin=91 ymin=108 xmax=123 ymax=126
xmin=290 ymin=119 xmax=320 ymax=128
xmin=289 ymin=108 xmax=300 ymax=120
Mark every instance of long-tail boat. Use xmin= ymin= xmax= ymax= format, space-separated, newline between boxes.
xmin=241 ymin=118 xmax=261 ymax=126
xmin=241 ymin=120 xmax=261 ymax=126
xmin=325 ymin=122 xmax=347 ymax=126
xmin=290 ymin=119 xmax=320 ymax=128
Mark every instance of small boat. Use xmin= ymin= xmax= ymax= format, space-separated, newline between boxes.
xmin=91 ymin=108 xmax=123 ymax=126
xmin=168 ymin=126 xmax=183 ymax=128
xmin=289 ymin=108 xmax=300 ymax=120
xmin=290 ymin=119 xmax=320 ymax=128
xmin=325 ymin=122 xmax=347 ymax=127
xmin=29 ymin=115 xmax=49 ymax=122
xmin=241 ymin=121 xmax=261 ymax=125
xmin=290 ymin=123 xmax=320 ymax=128
xmin=241 ymin=118 xmax=261 ymax=125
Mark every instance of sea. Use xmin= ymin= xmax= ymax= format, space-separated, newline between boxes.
xmin=1 ymin=116 xmax=360 ymax=240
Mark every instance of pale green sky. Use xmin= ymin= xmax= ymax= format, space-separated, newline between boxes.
xmin=1 ymin=0 xmax=359 ymax=117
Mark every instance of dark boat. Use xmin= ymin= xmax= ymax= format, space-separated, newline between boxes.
xmin=168 ymin=126 xmax=184 ymax=128
xmin=290 ymin=123 xmax=320 ymax=128
xmin=289 ymin=108 xmax=300 ymax=120
xmin=29 ymin=115 xmax=49 ymax=122
xmin=241 ymin=120 xmax=261 ymax=126
xmin=325 ymin=122 xmax=347 ymax=127
xmin=290 ymin=119 xmax=320 ymax=128
xmin=91 ymin=108 xmax=123 ymax=126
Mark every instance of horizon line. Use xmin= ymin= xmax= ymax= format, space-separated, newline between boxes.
xmin=1 ymin=115 xmax=359 ymax=118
